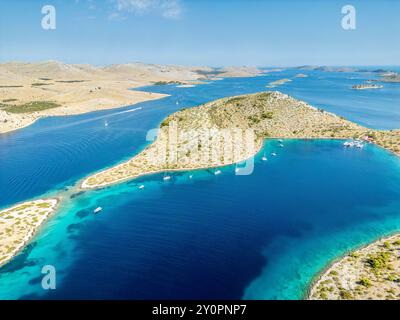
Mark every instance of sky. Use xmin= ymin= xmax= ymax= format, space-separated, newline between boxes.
xmin=0 ymin=0 xmax=399 ymax=66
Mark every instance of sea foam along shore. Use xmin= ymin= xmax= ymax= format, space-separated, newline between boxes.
xmin=80 ymin=91 xmax=400 ymax=190
xmin=308 ymin=233 xmax=400 ymax=300
xmin=0 ymin=198 xmax=59 ymax=268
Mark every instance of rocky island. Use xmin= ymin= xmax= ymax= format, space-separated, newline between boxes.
xmin=81 ymin=91 xmax=400 ymax=189
xmin=381 ymin=72 xmax=400 ymax=83
xmin=266 ymin=78 xmax=292 ymax=88
xmin=352 ymin=84 xmax=384 ymax=90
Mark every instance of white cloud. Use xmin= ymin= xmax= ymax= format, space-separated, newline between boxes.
xmin=114 ymin=0 xmax=182 ymax=19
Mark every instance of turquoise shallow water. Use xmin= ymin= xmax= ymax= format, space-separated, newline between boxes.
xmin=0 ymin=68 xmax=399 ymax=299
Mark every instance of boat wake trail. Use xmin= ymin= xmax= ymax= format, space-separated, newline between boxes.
xmin=38 ymin=107 xmax=143 ymax=133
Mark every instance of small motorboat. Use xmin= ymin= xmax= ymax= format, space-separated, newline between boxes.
xmin=272 ymin=152 xmax=277 ymax=156
xmin=189 ymin=175 xmax=193 ymax=179
xmin=235 ymin=168 xmax=240 ymax=173
xmin=343 ymin=140 xmax=364 ymax=149
xmin=104 ymin=120 xmax=108 ymax=127
xmin=262 ymin=155 xmax=268 ymax=161
xmin=214 ymin=170 xmax=222 ymax=175
xmin=343 ymin=141 xmax=355 ymax=147
xmin=163 ymin=175 xmax=171 ymax=181
xmin=93 ymin=207 xmax=102 ymax=214
xmin=139 ymin=185 xmax=145 ymax=189
xmin=279 ymin=143 xmax=284 ymax=148
xmin=355 ymin=141 xmax=364 ymax=149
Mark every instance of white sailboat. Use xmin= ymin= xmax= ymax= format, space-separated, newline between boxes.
xmin=262 ymin=153 xmax=268 ymax=161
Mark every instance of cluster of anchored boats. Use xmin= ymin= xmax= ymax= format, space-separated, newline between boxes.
xmin=343 ymin=139 xmax=365 ymax=149
xmin=91 ymin=138 xmax=365 ymax=216
xmin=92 ymin=140 xmax=291 ymax=214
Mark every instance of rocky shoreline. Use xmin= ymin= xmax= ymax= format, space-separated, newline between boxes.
xmin=309 ymin=234 xmax=400 ymax=300
xmin=80 ymin=91 xmax=400 ymax=189
xmin=0 ymin=198 xmax=59 ymax=268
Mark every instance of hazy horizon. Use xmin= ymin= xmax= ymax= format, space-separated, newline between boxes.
xmin=1 ymin=59 xmax=400 ymax=69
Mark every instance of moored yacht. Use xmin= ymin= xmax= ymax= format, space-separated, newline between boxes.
xmin=93 ymin=207 xmax=102 ymax=214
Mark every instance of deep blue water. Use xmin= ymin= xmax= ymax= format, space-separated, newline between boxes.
xmin=0 ymin=68 xmax=399 ymax=299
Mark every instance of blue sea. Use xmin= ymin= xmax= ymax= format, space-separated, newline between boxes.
xmin=0 ymin=68 xmax=399 ymax=299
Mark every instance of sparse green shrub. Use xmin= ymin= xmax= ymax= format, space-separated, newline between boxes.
xmin=366 ymin=251 xmax=391 ymax=269
xmin=3 ymin=101 xmax=60 ymax=113
xmin=339 ymin=289 xmax=353 ymax=300
xmin=349 ymin=252 xmax=359 ymax=258
xmin=160 ymin=118 xmax=171 ymax=128
xmin=261 ymin=111 xmax=273 ymax=119
xmin=358 ymin=278 xmax=372 ymax=287
xmin=383 ymin=241 xmax=391 ymax=249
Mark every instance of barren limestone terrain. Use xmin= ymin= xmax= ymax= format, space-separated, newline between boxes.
xmin=0 ymin=61 xmax=263 ymax=133
xmin=309 ymin=235 xmax=400 ymax=300
xmin=0 ymin=199 xmax=58 ymax=267
xmin=81 ymin=91 xmax=400 ymax=189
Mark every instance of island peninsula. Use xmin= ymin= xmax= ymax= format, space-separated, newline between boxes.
xmin=0 ymin=199 xmax=59 ymax=268
xmin=81 ymin=91 xmax=400 ymax=189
